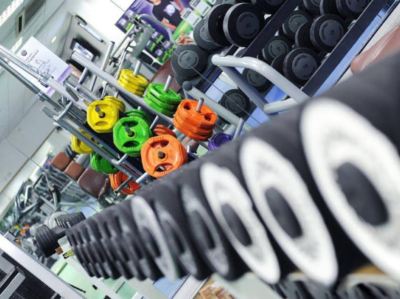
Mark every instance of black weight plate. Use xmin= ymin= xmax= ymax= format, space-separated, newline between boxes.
xmin=336 ymin=0 xmax=368 ymax=19
xmin=193 ymin=18 xmax=223 ymax=52
xmin=271 ymin=54 xmax=285 ymax=73
xmin=177 ymin=159 xmax=248 ymax=280
xmin=283 ymin=48 xmax=319 ymax=85
xmin=310 ymin=14 xmax=345 ymax=52
xmin=171 ymin=44 xmax=208 ymax=82
xmin=295 ymin=22 xmax=314 ymax=49
xmin=223 ymin=3 xmax=264 ymax=47
xmin=320 ymin=0 xmax=339 ymax=15
xmin=250 ymin=0 xmax=285 ymax=14
xmin=261 ymin=35 xmax=292 ymax=63
xmin=35 ymin=225 xmax=59 ymax=257
xmin=303 ymin=0 xmax=321 ymax=15
xmin=242 ymin=68 xmax=272 ymax=92
xmin=220 ymin=89 xmax=252 ymax=118
xmin=281 ymin=10 xmax=312 ymax=40
xmin=153 ymin=171 xmax=212 ymax=280
xmin=207 ymin=4 xmax=232 ymax=46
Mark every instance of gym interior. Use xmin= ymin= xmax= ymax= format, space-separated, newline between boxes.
xmin=0 ymin=0 xmax=399 ymax=298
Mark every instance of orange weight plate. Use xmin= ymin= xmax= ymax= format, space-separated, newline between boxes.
xmin=109 ymin=171 xmax=140 ymax=195
xmin=141 ymin=135 xmax=187 ymax=178
xmin=173 ymin=114 xmax=213 ymax=141
xmin=174 ymin=100 xmax=218 ymax=130
xmin=152 ymin=124 xmax=176 ymax=137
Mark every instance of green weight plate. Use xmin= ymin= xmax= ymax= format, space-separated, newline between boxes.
xmin=125 ymin=109 xmax=151 ymax=125
xmin=90 ymin=153 xmax=118 ymax=174
xmin=144 ymin=97 xmax=176 ymax=117
xmin=144 ymin=92 xmax=178 ymax=111
xmin=147 ymin=83 xmax=182 ymax=105
xmin=113 ymin=116 xmax=152 ymax=157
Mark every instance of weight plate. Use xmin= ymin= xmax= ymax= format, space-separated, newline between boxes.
xmin=206 ymin=4 xmax=232 ymax=46
xmin=295 ymin=22 xmax=313 ymax=49
xmin=250 ymin=0 xmax=285 ymax=14
xmin=145 ymin=92 xmax=177 ymax=111
xmin=281 ymin=10 xmax=312 ymax=40
xmin=220 ymin=89 xmax=252 ymax=118
xmin=303 ymin=0 xmax=321 ymax=15
xmin=310 ymin=14 xmax=345 ymax=52
xmin=242 ymin=68 xmax=271 ymax=92
xmin=261 ymin=35 xmax=292 ymax=63
xmin=283 ymin=48 xmax=319 ymax=85
xmin=223 ymin=3 xmax=264 ymax=47
xmin=171 ymin=44 xmax=208 ymax=82
xmin=271 ymin=54 xmax=285 ymax=73
xmin=208 ymin=132 xmax=233 ymax=150
xmin=320 ymin=0 xmax=339 ymax=15
xmin=193 ymin=18 xmax=223 ymax=52
xmin=336 ymin=0 xmax=368 ymax=19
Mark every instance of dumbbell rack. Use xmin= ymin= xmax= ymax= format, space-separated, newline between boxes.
xmin=198 ymin=0 xmax=399 ymax=99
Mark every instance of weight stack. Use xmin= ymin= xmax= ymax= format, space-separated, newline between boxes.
xmin=177 ymin=158 xmax=248 ymax=280
xmin=131 ymin=183 xmax=185 ymax=281
xmin=152 ymin=168 xmax=212 ymax=280
xmin=300 ymin=51 xmax=400 ymax=282
xmin=199 ymin=140 xmax=291 ymax=283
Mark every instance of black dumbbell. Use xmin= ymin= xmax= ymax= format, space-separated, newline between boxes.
xmin=281 ymin=9 xmax=312 ymax=40
xmin=220 ymin=89 xmax=254 ymax=119
xmin=242 ymin=68 xmax=272 ymax=92
xmin=177 ymin=158 xmax=248 ymax=280
xmin=152 ymin=169 xmax=212 ymax=280
xmin=261 ymin=35 xmax=293 ymax=63
xmin=35 ymin=212 xmax=86 ymax=257
xmin=206 ymin=4 xmax=233 ymax=47
xmin=171 ymin=44 xmax=208 ymax=83
xmin=295 ymin=14 xmax=345 ymax=55
xmin=250 ymin=0 xmax=285 ymax=14
xmin=193 ymin=18 xmax=223 ymax=52
xmin=320 ymin=0 xmax=369 ymax=19
xmin=199 ymin=140 xmax=294 ymax=283
xmin=302 ymin=0 xmax=321 ymax=15
xmin=282 ymin=47 xmax=320 ymax=85
xmin=223 ymin=3 xmax=264 ymax=47
xmin=301 ymin=53 xmax=400 ymax=280
xmin=131 ymin=183 xmax=185 ymax=281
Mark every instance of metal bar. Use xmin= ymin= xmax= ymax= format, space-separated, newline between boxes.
xmin=219 ymin=66 xmax=269 ymax=114
xmin=90 ymin=41 xmax=115 ymax=91
xmin=71 ymin=52 xmax=173 ymax=124
xmin=0 ymin=235 xmax=83 ymax=299
xmin=183 ymin=83 xmax=252 ymax=131
xmin=212 ymin=55 xmax=309 ymax=102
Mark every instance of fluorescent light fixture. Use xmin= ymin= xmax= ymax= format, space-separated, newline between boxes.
xmin=0 ymin=0 xmax=24 ymax=27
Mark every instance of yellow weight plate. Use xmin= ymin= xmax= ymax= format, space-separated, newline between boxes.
xmin=103 ymin=96 xmax=125 ymax=113
xmin=87 ymin=100 xmax=120 ymax=133
xmin=70 ymin=133 xmax=93 ymax=154
xmin=119 ymin=69 xmax=149 ymax=87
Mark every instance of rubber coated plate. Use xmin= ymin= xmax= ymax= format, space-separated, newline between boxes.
xmin=220 ymin=89 xmax=252 ymax=118
xmin=223 ymin=3 xmax=264 ymax=47
xmin=295 ymin=22 xmax=313 ymax=49
xmin=171 ymin=44 xmax=208 ymax=82
xmin=283 ymin=48 xmax=319 ymax=85
xmin=271 ymin=54 xmax=285 ymax=73
xmin=250 ymin=0 xmax=285 ymax=14
xmin=310 ymin=14 xmax=345 ymax=52
xmin=207 ymin=4 xmax=232 ymax=46
xmin=336 ymin=0 xmax=368 ymax=18
xmin=193 ymin=18 xmax=222 ymax=52
xmin=303 ymin=0 xmax=321 ymax=15
xmin=281 ymin=10 xmax=312 ymax=40
xmin=320 ymin=0 xmax=339 ymax=15
xmin=261 ymin=35 xmax=292 ymax=63
xmin=242 ymin=69 xmax=271 ymax=92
